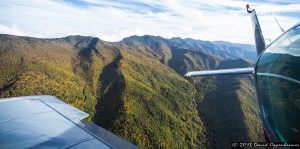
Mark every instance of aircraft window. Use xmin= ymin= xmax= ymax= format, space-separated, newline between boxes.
xmin=256 ymin=25 xmax=300 ymax=142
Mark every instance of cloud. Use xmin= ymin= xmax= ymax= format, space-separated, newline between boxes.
xmin=0 ymin=0 xmax=299 ymax=44
xmin=0 ymin=25 xmax=25 ymax=36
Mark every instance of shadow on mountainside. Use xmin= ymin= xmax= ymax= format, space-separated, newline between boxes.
xmin=94 ymin=53 xmax=126 ymax=130
xmin=197 ymin=75 xmax=251 ymax=148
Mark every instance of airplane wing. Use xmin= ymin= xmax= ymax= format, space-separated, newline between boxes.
xmin=0 ymin=96 xmax=139 ymax=149
xmin=184 ymin=67 xmax=254 ymax=77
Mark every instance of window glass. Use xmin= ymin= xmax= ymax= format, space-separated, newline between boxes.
xmin=256 ymin=25 xmax=300 ymax=142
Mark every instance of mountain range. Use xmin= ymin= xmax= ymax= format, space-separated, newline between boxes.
xmin=0 ymin=34 xmax=263 ymax=148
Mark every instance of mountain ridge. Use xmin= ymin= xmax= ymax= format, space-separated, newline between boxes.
xmin=0 ymin=33 xmax=256 ymax=61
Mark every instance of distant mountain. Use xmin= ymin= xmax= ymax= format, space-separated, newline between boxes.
xmin=213 ymin=41 xmax=257 ymax=61
xmin=170 ymin=37 xmax=257 ymax=61
xmin=0 ymin=34 xmax=263 ymax=148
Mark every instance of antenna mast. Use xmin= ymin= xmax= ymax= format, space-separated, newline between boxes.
xmin=274 ymin=17 xmax=284 ymax=33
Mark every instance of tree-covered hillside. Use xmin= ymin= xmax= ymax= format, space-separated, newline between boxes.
xmin=0 ymin=34 xmax=263 ymax=148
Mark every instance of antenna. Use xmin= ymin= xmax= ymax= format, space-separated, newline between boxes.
xmin=274 ymin=17 xmax=284 ymax=33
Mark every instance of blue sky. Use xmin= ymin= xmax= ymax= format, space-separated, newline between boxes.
xmin=0 ymin=0 xmax=299 ymax=44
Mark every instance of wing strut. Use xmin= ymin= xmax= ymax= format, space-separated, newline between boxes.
xmin=184 ymin=67 xmax=254 ymax=77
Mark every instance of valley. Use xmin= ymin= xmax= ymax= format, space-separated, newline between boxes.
xmin=0 ymin=34 xmax=264 ymax=148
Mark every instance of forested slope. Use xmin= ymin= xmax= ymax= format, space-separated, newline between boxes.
xmin=0 ymin=34 xmax=263 ymax=148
